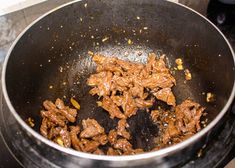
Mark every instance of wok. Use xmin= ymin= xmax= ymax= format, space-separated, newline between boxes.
xmin=1 ymin=0 xmax=235 ymax=167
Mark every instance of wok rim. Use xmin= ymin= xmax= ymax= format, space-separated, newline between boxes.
xmin=2 ymin=0 xmax=235 ymax=162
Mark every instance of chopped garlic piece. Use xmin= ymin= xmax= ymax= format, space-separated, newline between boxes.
xmin=88 ymin=51 xmax=94 ymax=56
xmin=184 ymin=69 xmax=192 ymax=80
xmin=177 ymin=65 xmax=184 ymax=70
xmin=56 ymin=137 xmax=64 ymax=147
xmin=206 ymin=92 xmax=215 ymax=102
xmin=70 ymin=97 xmax=81 ymax=110
xmin=102 ymin=36 xmax=109 ymax=42
xmin=27 ymin=117 xmax=35 ymax=127
xmin=128 ymin=39 xmax=133 ymax=45
xmin=97 ymin=101 xmax=102 ymax=106
xmin=175 ymin=58 xmax=183 ymax=65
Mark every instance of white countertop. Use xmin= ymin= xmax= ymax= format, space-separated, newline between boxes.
xmin=0 ymin=0 xmax=46 ymax=16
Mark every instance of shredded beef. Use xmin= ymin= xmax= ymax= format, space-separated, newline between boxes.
xmin=80 ymin=118 xmax=105 ymax=138
xmin=39 ymin=52 xmax=205 ymax=155
xmin=117 ymin=119 xmax=130 ymax=140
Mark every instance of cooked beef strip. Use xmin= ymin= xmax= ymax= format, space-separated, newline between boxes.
xmin=87 ymin=53 xmax=176 ymax=119
xmin=108 ymin=129 xmax=118 ymax=145
xmin=106 ymin=147 xmax=120 ymax=155
xmin=135 ymin=98 xmax=154 ymax=108
xmin=93 ymin=148 xmax=104 ymax=155
xmin=70 ymin=126 xmax=81 ymax=151
xmin=43 ymin=100 xmax=56 ymax=110
xmin=123 ymin=148 xmax=144 ymax=155
xmin=92 ymin=134 xmax=108 ymax=145
xmin=79 ymin=139 xmax=100 ymax=152
xmin=55 ymin=98 xmax=65 ymax=109
xmin=175 ymin=100 xmax=204 ymax=133
xmin=117 ymin=119 xmax=130 ymax=140
xmin=41 ymin=110 xmax=66 ymax=127
xmin=87 ymin=71 xmax=113 ymax=97
xmin=141 ymin=73 xmax=175 ymax=89
xmin=60 ymin=128 xmax=71 ymax=148
xmin=101 ymin=97 xmax=126 ymax=119
xmin=122 ymin=91 xmax=138 ymax=118
xmin=48 ymin=126 xmax=62 ymax=139
xmin=40 ymin=52 xmax=205 ymax=155
xmin=40 ymin=118 xmax=49 ymax=138
xmin=113 ymin=139 xmax=132 ymax=152
xmin=80 ymin=118 xmax=105 ymax=138
xmin=153 ymin=99 xmax=204 ymax=146
xmin=151 ymin=110 xmax=160 ymax=123
xmin=153 ymin=88 xmax=176 ymax=106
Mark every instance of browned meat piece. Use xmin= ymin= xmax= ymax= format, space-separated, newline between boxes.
xmin=58 ymin=109 xmax=77 ymax=123
xmin=79 ymin=139 xmax=100 ymax=152
xmin=41 ymin=99 xmax=77 ymax=124
xmin=87 ymin=71 xmax=113 ymax=96
xmin=162 ymin=120 xmax=180 ymax=144
xmin=43 ymin=100 xmax=56 ymax=110
xmin=117 ymin=119 xmax=130 ymax=140
xmin=59 ymin=128 xmax=71 ymax=148
xmin=175 ymin=100 xmax=204 ymax=133
xmin=101 ymin=97 xmax=126 ymax=119
xmin=151 ymin=110 xmax=160 ymax=123
xmin=40 ymin=118 xmax=49 ymax=138
xmin=129 ymin=85 xmax=147 ymax=99
xmin=116 ymin=59 xmax=136 ymax=71
xmin=141 ymin=73 xmax=175 ymax=89
xmin=92 ymin=54 xmax=117 ymax=65
xmin=93 ymin=148 xmax=104 ymax=155
xmin=96 ymin=64 xmax=123 ymax=74
xmin=92 ymin=134 xmax=108 ymax=145
xmin=108 ymin=129 xmax=118 ymax=145
xmin=160 ymin=100 xmax=204 ymax=145
xmin=89 ymin=87 xmax=100 ymax=96
xmin=55 ymin=98 xmax=65 ymax=109
xmin=153 ymin=88 xmax=176 ymax=106
xmin=146 ymin=53 xmax=169 ymax=73
xmin=135 ymin=98 xmax=153 ymax=108
xmin=80 ymin=119 xmax=105 ymax=138
xmin=107 ymin=147 xmax=120 ymax=155
xmin=41 ymin=110 xmax=66 ymax=127
xmin=55 ymin=98 xmax=77 ymax=122
xmin=122 ymin=92 xmax=138 ymax=118
xmin=112 ymin=75 xmax=131 ymax=88
xmin=70 ymin=126 xmax=81 ymax=151
xmin=113 ymin=139 xmax=132 ymax=152
xmin=110 ymin=95 xmax=123 ymax=106
xmin=87 ymin=53 xmax=177 ymax=120
xmin=48 ymin=126 xmax=62 ymax=139
xmin=123 ymin=148 xmax=144 ymax=155
xmin=40 ymin=52 xmax=206 ymax=155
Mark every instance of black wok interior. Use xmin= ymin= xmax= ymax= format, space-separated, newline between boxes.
xmin=5 ymin=0 xmax=235 ymax=150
